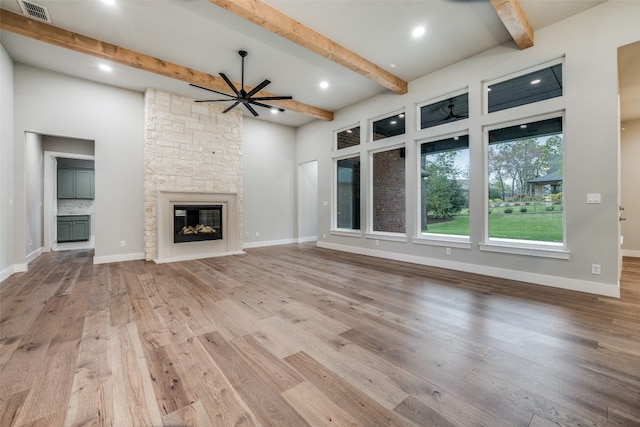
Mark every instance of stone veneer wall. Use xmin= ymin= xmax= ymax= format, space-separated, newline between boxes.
xmin=144 ymin=89 xmax=243 ymax=260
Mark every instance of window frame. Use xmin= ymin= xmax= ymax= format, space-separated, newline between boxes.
xmin=416 ymin=87 xmax=469 ymax=132
xmin=331 ymin=153 xmax=362 ymax=236
xmin=483 ymin=57 xmax=564 ymax=115
xmin=369 ymin=109 xmax=406 ymax=143
xmin=334 ymin=123 xmax=361 ymax=151
xmin=413 ymin=130 xmax=472 ymax=248
xmin=365 ymin=143 xmax=408 ymax=242
xmin=480 ymin=111 xmax=570 ymax=259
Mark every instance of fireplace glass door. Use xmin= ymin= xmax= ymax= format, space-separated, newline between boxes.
xmin=174 ymin=205 xmax=222 ymax=243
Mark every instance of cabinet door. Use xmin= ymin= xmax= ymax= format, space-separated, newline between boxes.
xmin=57 ymin=169 xmax=76 ymax=199
xmin=74 ymin=170 xmax=94 ymax=199
xmin=70 ymin=221 xmax=89 ymax=241
xmin=57 ymin=221 xmax=72 ymax=242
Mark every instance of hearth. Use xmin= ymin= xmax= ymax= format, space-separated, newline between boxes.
xmin=174 ymin=205 xmax=222 ymax=243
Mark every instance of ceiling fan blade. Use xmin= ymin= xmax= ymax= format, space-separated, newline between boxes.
xmin=219 ymin=73 xmax=241 ymax=96
xmin=223 ymin=101 xmax=241 ymax=114
xmin=250 ymin=100 xmax=285 ymax=112
xmin=189 ymin=83 xmax=235 ymax=98
xmin=246 ymin=79 xmax=271 ymax=98
xmin=244 ymin=103 xmax=259 ymax=116
xmin=250 ymin=95 xmax=293 ymax=101
xmin=195 ymin=98 xmax=238 ymax=102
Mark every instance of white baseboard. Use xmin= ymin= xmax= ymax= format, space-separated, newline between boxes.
xmin=0 ymin=265 xmax=17 ymax=283
xmin=622 ymin=249 xmax=640 ymax=258
xmin=317 ymin=241 xmax=620 ymax=298
xmin=298 ymin=236 xmax=318 ymax=243
xmin=26 ymin=247 xmax=43 ymax=264
xmin=243 ymin=238 xmax=297 ymax=249
xmin=93 ymin=252 xmax=145 ymax=265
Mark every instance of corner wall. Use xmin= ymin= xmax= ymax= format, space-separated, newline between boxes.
xmin=621 ymin=119 xmax=640 ymax=257
xmin=0 ymin=44 xmax=15 ymax=281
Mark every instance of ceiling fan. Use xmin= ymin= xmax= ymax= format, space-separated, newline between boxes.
xmin=190 ymin=50 xmax=293 ymax=117
xmin=440 ymin=102 xmax=467 ymax=121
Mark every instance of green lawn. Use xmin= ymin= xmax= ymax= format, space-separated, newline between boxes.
xmin=425 ymin=211 xmax=563 ymax=242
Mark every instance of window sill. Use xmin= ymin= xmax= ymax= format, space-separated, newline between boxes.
xmin=479 ymin=239 xmax=570 ymax=259
xmin=413 ymin=235 xmax=471 ymax=249
xmin=330 ymin=229 xmax=362 ymax=238
xmin=365 ymin=232 xmax=408 ymax=243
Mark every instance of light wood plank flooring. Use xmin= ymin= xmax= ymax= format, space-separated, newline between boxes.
xmin=1 ymin=244 xmax=639 ymax=426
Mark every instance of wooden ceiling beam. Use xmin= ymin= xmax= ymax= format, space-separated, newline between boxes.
xmin=0 ymin=8 xmax=333 ymax=121
xmin=490 ymin=0 xmax=534 ymax=49
xmin=208 ymin=0 xmax=408 ymax=94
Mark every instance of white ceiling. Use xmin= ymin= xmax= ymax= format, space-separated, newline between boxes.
xmin=2 ymin=0 xmax=634 ymax=128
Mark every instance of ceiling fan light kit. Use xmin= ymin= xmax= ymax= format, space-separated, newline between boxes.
xmin=190 ymin=50 xmax=293 ymax=117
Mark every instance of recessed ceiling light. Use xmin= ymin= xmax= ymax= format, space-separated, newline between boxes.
xmin=390 ymin=64 xmax=397 ymax=68
xmin=531 ymin=79 xmax=541 ymax=84
xmin=412 ymin=26 xmax=426 ymax=38
xmin=99 ymin=63 xmax=112 ymax=72
xmin=319 ymin=81 xmax=329 ymax=89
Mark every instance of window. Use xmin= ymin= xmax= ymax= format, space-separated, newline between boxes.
xmin=420 ymin=134 xmax=470 ymax=236
xmin=487 ymin=115 xmax=564 ymax=244
xmin=487 ymin=62 xmax=563 ymax=113
xmin=372 ymin=147 xmax=405 ymax=233
xmin=372 ymin=113 xmax=405 ymax=141
xmin=336 ymin=156 xmax=360 ymax=230
xmin=419 ymin=92 xmax=469 ymax=130
xmin=336 ymin=125 xmax=360 ymax=150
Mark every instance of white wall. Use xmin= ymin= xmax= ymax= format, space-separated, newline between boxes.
xmin=298 ymin=160 xmax=318 ymax=242
xmin=296 ymin=2 xmax=640 ymax=297
xmin=25 ymin=132 xmax=43 ymax=261
xmin=13 ymin=65 xmax=145 ymax=264
xmin=0 ymin=44 xmax=15 ymax=281
xmin=621 ymin=119 xmax=640 ymax=257
xmin=243 ymin=117 xmax=297 ymax=247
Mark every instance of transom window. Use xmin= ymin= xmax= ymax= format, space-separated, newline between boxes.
xmin=419 ymin=92 xmax=469 ymax=130
xmin=487 ymin=61 xmax=563 ymax=113
xmin=372 ymin=113 xmax=405 ymax=141
xmin=336 ymin=125 xmax=360 ymax=150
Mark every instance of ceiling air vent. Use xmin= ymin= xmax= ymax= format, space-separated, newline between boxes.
xmin=17 ymin=0 xmax=52 ymax=23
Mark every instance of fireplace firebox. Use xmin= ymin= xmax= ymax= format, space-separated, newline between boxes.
xmin=174 ymin=205 xmax=222 ymax=243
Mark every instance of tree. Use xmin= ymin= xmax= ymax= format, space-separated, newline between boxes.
xmin=424 ymin=151 xmax=466 ymax=219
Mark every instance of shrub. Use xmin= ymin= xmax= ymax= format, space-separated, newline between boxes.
xmin=545 ymin=206 xmax=554 ymax=211
xmin=504 ymin=207 xmax=514 ymax=214
xmin=520 ymin=207 xmax=527 ymax=213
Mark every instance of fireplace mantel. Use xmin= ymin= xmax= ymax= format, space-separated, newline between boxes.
xmin=155 ymin=191 xmax=243 ymax=263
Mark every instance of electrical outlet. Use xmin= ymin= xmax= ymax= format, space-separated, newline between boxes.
xmin=245 ymin=232 xmax=249 ymax=237
xmin=120 ymin=240 xmax=126 ymax=247
xmin=375 ymin=240 xmax=379 ymax=246
xmin=255 ymin=231 xmax=260 ymax=237
xmin=591 ymin=264 xmax=601 ymax=275
xmin=446 ymin=247 xmax=452 ymax=255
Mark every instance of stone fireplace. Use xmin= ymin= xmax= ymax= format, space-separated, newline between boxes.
xmin=144 ymin=89 xmax=244 ymax=262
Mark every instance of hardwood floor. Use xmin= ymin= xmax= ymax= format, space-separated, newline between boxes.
xmin=1 ymin=244 xmax=639 ymax=426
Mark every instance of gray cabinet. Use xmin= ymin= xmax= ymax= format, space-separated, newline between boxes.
xmin=58 ymin=168 xmax=94 ymax=199
xmin=57 ymin=215 xmax=90 ymax=242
